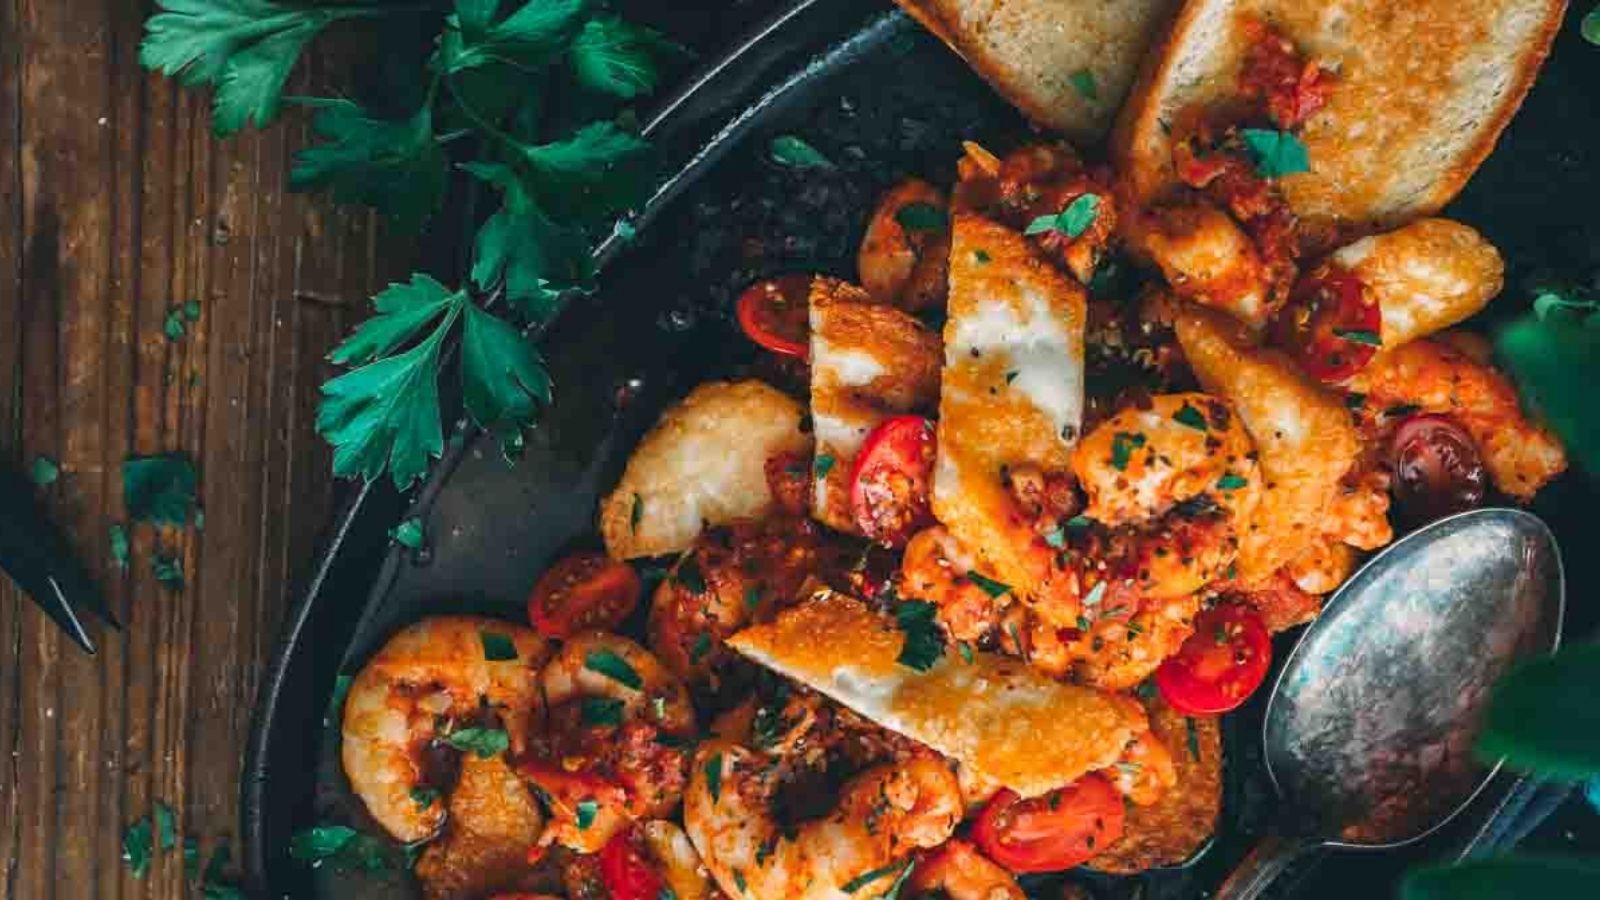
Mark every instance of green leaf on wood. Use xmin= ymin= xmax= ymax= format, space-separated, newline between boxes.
xmin=124 ymin=454 xmax=198 ymax=526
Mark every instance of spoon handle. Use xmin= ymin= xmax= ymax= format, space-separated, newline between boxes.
xmin=1214 ymin=832 xmax=1320 ymax=900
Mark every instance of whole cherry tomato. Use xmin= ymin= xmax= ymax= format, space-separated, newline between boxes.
xmin=527 ymin=553 xmax=641 ymax=639
xmin=1155 ymin=602 xmax=1272 ymax=715
xmin=1389 ymin=414 xmax=1487 ymax=525
xmin=736 ymin=274 xmax=812 ymax=358
xmin=972 ymin=774 xmax=1126 ymax=873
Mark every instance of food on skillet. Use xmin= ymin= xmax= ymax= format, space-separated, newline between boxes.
xmin=334 ymin=7 xmax=1574 ymax=899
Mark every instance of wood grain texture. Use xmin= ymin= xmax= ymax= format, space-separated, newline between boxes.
xmin=0 ymin=1 xmax=399 ymax=894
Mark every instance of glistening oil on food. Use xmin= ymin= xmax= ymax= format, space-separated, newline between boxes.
xmin=303 ymin=7 xmax=1579 ymax=900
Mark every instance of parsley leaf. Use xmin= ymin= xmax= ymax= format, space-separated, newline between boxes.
xmin=585 ymin=648 xmax=643 ymax=689
xmin=460 ymin=301 xmax=552 ymax=455
xmin=690 ymin=632 xmax=713 ymax=663
xmin=289 ymin=824 xmax=358 ymax=862
xmin=290 ymin=100 xmax=447 ymax=233
xmin=389 ymin=517 xmax=425 ymax=549
xmin=1241 ymin=128 xmax=1310 ymax=178
xmin=123 ymin=815 xmax=154 ymax=878
xmin=575 ymin=799 xmax=599 ymax=830
xmin=1498 ymin=308 xmax=1600 ymax=474
xmin=154 ymin=801 xmax=179 ymax=850
xmin=581 ymin=696 xmax=625 ymax=727
xmin=1172 ymin=403 xmax=1208 ymax=431
xmin=813 ymin=454 xmax=836 ymax=480
xmin=463 ymin=161 xmax=597 ymax=319
xmin=409 ymin=785 xmax=440 ymax=808
xmin=318 ymin=309 xmax=455 ymax=489
xmin=895 ymin=600 xmax=945 ymax=672
xmin=329 ymin=274 xmax=462 ymax=367
xmin=769 ymin=135 xmax=833 ymax=169
xmin=1217 ymin=474 xmax=1250 ymax=491
xmin=1068 ymin=68 xmax=1099 ymax=101
xmin=110 ymin=524 xmax=131 ymax=572
xmin=1333 ymin=328 xmax=1382 ymax=347
xmin=480 ymin=630 xmax=518 ymax=661
xmin=444 ymin=726 xmax=510 ymax=758
xmin=1110 ymin=431 xmax=1146 ymax=471
xmin=29 ymin=455 xmax=59 ymax=487
xmin=124 ymin=453 xmax=199 ymax=526
xmin=140 ymin=0 xmax=387 ymax=136
xmin=704 ymin=754 xmax=723 ymax=802
xmin=895 ymin=202 xmax=947 ymax=233
xmin=1585 ymin=6 xmax=1600 ymax=45
xmin=570 ymin=16 xmax=680 ymax=100
xmin=152 ymin=553 xmax=185 ymax=590
xmin=440 ymin=0 xmax=586 ymax=74
xmin=964 ymin=571 xmax=1011 ymax=598
xmin=1025 ymin=193 xmax=1100 ymax=239
xmin=842 ymin=862 xmax=904 ymax=893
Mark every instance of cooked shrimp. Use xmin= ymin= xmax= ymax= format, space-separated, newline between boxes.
xmin=1325 ymin=466 xmax=1393 ymax=551
xmin=1071 ymin=393 xmax=1261 ymax=602
xmin=1347 ymin=337 xmax=1567 ymax=500
xmin=1017 ymin=594 xmax=1200 ymax=692
xmin=525 ymin=634 xmax=696 ymax=853
xmin=900 ymin=525 xmax=1012 ymax=644
xmin=1106 ymin=730 xmax=1179 ymax=807
xmin=909 ymin=839 xmax=1025 ymax=900
xmin=1212 ymin=569 xmax=1322 ymax=633
xmin=341 ymin=616 xmax=549 ymax=843
xmin=1124 ymin=204 xmax=1273 ymax=327
xmin=415 ymin=755 xmax=547 ymax=900
xmin=1330 ymin=218 xmax=1503 ymax=349
xmin=686 ymin=743 xmax=962 ymax=900
xmin=858 ymin=178 xmax=952 ymax=312
xmin=1283 ymin=535 xmax=1357 ymax=595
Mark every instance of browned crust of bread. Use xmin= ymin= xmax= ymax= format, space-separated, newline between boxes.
xmin=896 ymin=1 xmax=1069 ymax=136
xmin=1112 ymin=0 xmax=1567 ymax=241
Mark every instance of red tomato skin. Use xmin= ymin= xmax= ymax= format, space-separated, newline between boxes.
xmin=848 ymin=415 xmax=937 ymax=547
xmin=599 ymin=827 xmax=668 ymax=900
xmin=527 ymin=554 xmax=641 ymax=639
xmin=1389 ymin=414 xmax=1487 ymax=525
xmin=1271 ymin=267 xmax=1381 ymax=384
xmin=1156 ymin=603 xmax=1273 ymax=715
xmin=736 ymin=275 xmax=811 ymax=358
xmin=972 ymin=775 xmax=1126 ymax=873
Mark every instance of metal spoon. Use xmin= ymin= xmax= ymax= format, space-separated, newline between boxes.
xmin=1215 ymin=507 xmax=1564 ymax=899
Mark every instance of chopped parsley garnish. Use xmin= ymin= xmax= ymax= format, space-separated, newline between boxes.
xmin=1024 ymin=193 xmax=1101 ymax=239
xmin=1076 ymin=615 xmax=1092 ymax=631
xmin=630 ymin=493 xmax=643 ymax=533
xmin=743 ymin=586 xmax=764 ymax=612
xmin=1135 ymin=680 xmax=1158 ymax=701
xmin=1241 ymin=128 xmax=1310 ymax=178
xmin=770 ymin=135 xmax=834 ymax=170
xmin=444 ymin=726 xmax=510 ymax=758
xmin=581 ymin=696 xmax=625 ymax=727
xmin=974 ymin=249 xmax=992 ymax=264
xmin=675 ymin=556 xmax=707 ymax=594
xmin=479 ymin=631 xmax=518 ymax=661
xmin=1005 ymin=370 xmax=1019 ymax=384
xmin=895 ymin=202 xmax=947 ymax=233
xmin=958 ymin=641 xmax=975 ymax=664
xmin=110 ymin=523 xmax=130 ymax=572
xmin=585 ymin=648 xmax=643 ymax=689
xmin=30 ymin=456 xmax=59 ymax=487
xmin=1068 ymin=68 xmax=1099 ymax=101
xmin=1082 ymin=580 xmax=1107 ymax=608
xmin=1043 ymin=524 xmax=1069 ymax=549
xmin=1110 ymin=431 xmax=1146 ymax=471
xmin=1333 ymin=328 xmax=1382 ymax=346
xmin=733 ymin=868 xmax=749 ymax=895
xmin=151 ymin=553 xmax=185 ymax=591
xmin=1345 ymin=392 xmax=1367 ymax=410
xmin=813 ymin=453 xmax=836 ymax=480
xmin=1172 ymin=403 xmax=1208 ymax=431
xmin=287 ymin=825 xmax=357 ymax=863
xmin=964 ymin=570 xmax=1012 ymax=598
xmin=1384 ymin=403 xmax=1423 ymax=419
xmin=123 ymin=816 xmax=154 ymax=879
xmin=1216 ymin=473 xmax=1250 ymax=491
xmin=408 ymin=785 xmax=440 ymax=808
xmin=1186 ymin=717 xmax=1202 ymax=760
xmin=389 ymin=516 xmax=424 ymax=549
xmin=690 ymin=632 xmax=713 ymax=664
xmin=575 ymin=799 xmax=599 ymax=830
xmin=123 ymin=453 xmax=199 ymax=526
xmin=1066 ymin=515 xmax=1093 ymax=530
xmin=704 ymin=754 xmax=723 ymax=802
xmin=895 ymin=600 xmax=945 ymax=672
xmin=1007 ymin=620 xmax=1028 ymax=663
xmin=842 ymin=861 xmax=904 ymax=893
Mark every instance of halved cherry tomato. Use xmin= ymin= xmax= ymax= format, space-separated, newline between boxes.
xmin=1271 ymin=266 xmax=1381 ymax=384
xmin=527 ymin=553 xmax=641 ymax=639
xmin=1389 ymin=414 xmax=1487 ymax=525
xmin=736 ymin=274 xmax=812 ymax=358
xmin=1156 ymin=602 xmax=1272 ymax=715
xmin=972 ymin=774 xmax=1126 ymax=873
xmin=599 ymin=826 xmax=668 ymax=900
xmin=849 ymin=415 xmax=937 ymax=547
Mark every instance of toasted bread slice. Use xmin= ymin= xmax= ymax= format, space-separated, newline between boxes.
xmin=727 ymin=589 xmax=1148 ymax=798
xmin=1114 ymin=0 xmax=1565 ymax=238
xmin=600 ymin=380 xmax=811 ymax=559
xmin=934 ymin=213 xmax=1087 ymax=602
xmin=809 ymin=278 xmax=942 ymax=534
xmin=896 ymin=0 xmax=1181 ymax=141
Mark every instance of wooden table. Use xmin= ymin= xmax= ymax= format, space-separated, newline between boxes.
xmin=0 ymin=2 xmax=781 ymax=895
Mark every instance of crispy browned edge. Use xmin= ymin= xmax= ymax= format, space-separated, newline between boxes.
xmin=894 ymin=0 xmax=1083 ymax=138
xmin=1110 ymin=0 xmax=1568 ymax=229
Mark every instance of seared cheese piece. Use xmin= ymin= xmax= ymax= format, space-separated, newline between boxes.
xmin=1174 ymin=305 xmax=1358 ymax=581
xmin=600 ymin=380 xmax=811 ymax=559
xmin=727 ymin=590 xmax=1146 ymax=798
xmin=934 ymin=213 xmax=1087 ymax=597
xmin=809 ymin=278 xmax=942 ymax=533
xmin=1330 ymin=218 xmax=1503 ymax=349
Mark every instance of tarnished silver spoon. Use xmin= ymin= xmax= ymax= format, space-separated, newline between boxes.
xmin=1215 ymin=507 xmax=1564 ymax=899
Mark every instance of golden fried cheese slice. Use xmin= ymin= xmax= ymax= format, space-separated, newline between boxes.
xmin=809 ymin=278 xmax=942 ymax=534
xmin=600 ymin=380 xmax=812 ymax=559
xmin=1174 ymin=304 xmax=1358 ymax=582
xmin=933 ymin=213 xmax=1088 ymax=598
xmin=727 ymin=590 xmax=1146 ymax=798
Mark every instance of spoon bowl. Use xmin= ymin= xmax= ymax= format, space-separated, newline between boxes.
xmin=1218 ymin=508 xmax=1564 ymax=899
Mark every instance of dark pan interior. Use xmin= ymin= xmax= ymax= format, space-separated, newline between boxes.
xmin=245 ymin=2 xmax=1600 ymax=896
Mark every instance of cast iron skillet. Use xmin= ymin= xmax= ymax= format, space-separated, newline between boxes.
xmin=242 ymin=1 xmax=1600 ymax=896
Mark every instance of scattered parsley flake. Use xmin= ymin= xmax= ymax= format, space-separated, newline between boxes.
xmin=123 ymin=453 xmax=198 ymax=526
xmin=123 ymin=816 xmax=154 ymax=878
xmin=444 ymin=726 xmax=510 ymax=758
xmin=690 ymin=632 xmax=713 ymax=664
xmin=964 ymin=570 xmax=1011 ymax=598
xmin=1083 ymin=580 xmax=1107 ymax=607
xmin=151 ymin=552 xmax=185 ymax=590
xmin=769 ymin=135 xmax=833 ymax=170
xmin=704 ymin=754 xmax=723 ymax=802
xmin=1333 ymin=328 xmax=1382 ymax=347
xmin=813 ymin=454 xmax=836 ymax=480
xmin=743 ymin=586 xmax=763 ymax=612
xmin=154 ymin=801 xmax=178 ymax=851
xmin=389 ymin=516 xmax=425 ymax=549
xmin=287 ymin=825 xmax=357 ymax=863
xmin=630 ymin=493 xmax=643 ymax=533
xmin=894 ymin=201 xmax=947 ymax=233
xmin=184 ymin=299 xmax=202 ymax=321
xmin=164 ymin=306 xmax=188 ymax=340
xmin=1217 ymin=474 xmax=1250 ymax=491
xmin=842 ymin=861 xmax=903 ymax=893
xmin=1043 ymin=524 xmax=1068 ymax=549
xmin=974 ymin=249 xmax=991 ymax=264
xmin=1005 ymin=370 xmax=1019 ymax=385
xmin=479 ymin=631 xmax=518 ymax=661
xmin=1241 ymin=128 xmax=1310 ymax=178
xmin=733 ymin=868 xmax=748 ymax=895
xmin=324 ymin=673 xmax=353 ymax=729
xmin=958 ymin=641 xmax=975 ymax=664
xmin=575 ymin=799 xmax=599 ymax=830
xmin=1172 ymin=403 xmax=1208 ymax=431
xmin=1110 ymin=431 xmax=1146 ymax=471
xmin=585 ymin=648 xmax=643 ymax=689
xmin=1186 ymin=718 xmax=1202 ymax=760
xmin=1068 ymin=68 xmax=1099 ymax=101
xmin=110 ymin=523 xmax=130 ymax=572
xmin=409 ymin=785 xmax=440 ymax=808
xmin=895 ymin=600 xmax=944 ymax=672
xmin=1066 ymin=515 xmax=1092 ymax=530
xmin=30 ymin=455 xmax=59 ymax=486
xmin=675 ymin=556 xmax=707 ymax=594
xmin=1024 ymin=193 xmax=1101 ymax=239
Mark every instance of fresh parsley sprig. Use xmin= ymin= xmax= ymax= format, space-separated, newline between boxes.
xmin=141 ymin=0 xmax=682 ymax=489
